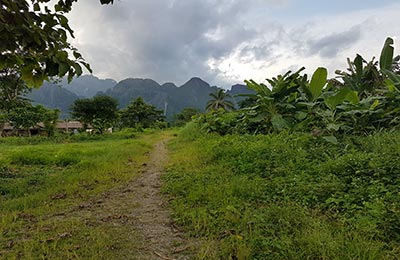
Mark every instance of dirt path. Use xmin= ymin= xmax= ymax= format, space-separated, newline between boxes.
xmin=130 ymin=138 xmax=193 ymax=259
xmin=70 ymin=137 xmax=195 ymax=259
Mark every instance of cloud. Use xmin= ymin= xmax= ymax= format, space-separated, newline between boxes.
xmin=68 ymin=0 xmax=266 ymax=86
xmin=208 ymin=2 xmax=400 ymax=86
xmin=67 ymin=0 xmax=400 ymax=88
xmin=306 ymin=25 xmax=363 ymax=58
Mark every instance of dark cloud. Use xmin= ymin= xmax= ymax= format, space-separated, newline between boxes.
xmin=68 ymin=1 xmax=399 ymax=87
xmin=308 ymin=26 xmax=363 ymax=58
xmin=306 ymin=25 xmax=363 ymax=58
xmin=69 ymin=0 xmax=269 ymax=86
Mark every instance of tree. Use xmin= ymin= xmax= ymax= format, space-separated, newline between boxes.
xmin=0 ymin=69 xmax=31 ymax=135
xmin=43 ymin=108 xmax=60 ymax=137
xmin=0 ymin=0 xmax=113 ymax=88
xmin=2 ymin=1 xmax=113 ymax=135
xmin=206 ymin=89 xmax=235 ymax=112
xmin=71 ymin=95 xmax=119 ymax=134
xmin=7 ymin=105 xmax=53 ymax=136
xmin=173 ymin=107 xmax=199 ymax=126
xmin=237 ymin=96 xmax=257 ymax=109
xmin=0 ymin=70 xmax=30 ymax=109
xmin=120 ymin=97 xmax=165 ymax=129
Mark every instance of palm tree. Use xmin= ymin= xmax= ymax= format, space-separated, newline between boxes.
xmin=206 ymin=89 xmax=235 ymax=111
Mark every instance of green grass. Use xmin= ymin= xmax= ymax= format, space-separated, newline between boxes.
xmin=164 ymin=123 xmax=400 ymax=259
xmin=0 ymin=130 xmax=170 ymax=259
xmin=3 ymin=125 xmax=400 ymax=259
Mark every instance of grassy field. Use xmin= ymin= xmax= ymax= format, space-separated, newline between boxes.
xmin=2 ymin=125 xmax=400 ymax=259
xmin=0 ymin=130 xmax=168 ymax=259
xmin=164 ymin=123 xmax=400 ymax=259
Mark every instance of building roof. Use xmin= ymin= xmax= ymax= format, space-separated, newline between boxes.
xmin=2 ymin=121 xmax=86 ymax=131
xmin=56 ymin=121 xmax=84 ymax=129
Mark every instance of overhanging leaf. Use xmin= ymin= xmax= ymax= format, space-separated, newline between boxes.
xmin=72 ymin=63 xmax=83 ymax=76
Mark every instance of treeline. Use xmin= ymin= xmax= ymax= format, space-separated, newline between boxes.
xmin=69 ymin=95 xmax=200 ymax=133
xmin=69 ymin=96 xmax=166 ymax=134
xmin=0 ymin=83 xmax=167 ymax=136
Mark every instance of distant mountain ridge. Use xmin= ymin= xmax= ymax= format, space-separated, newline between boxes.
xmin=28 ymin=75 xmax=254 ymax=119
xmin=57 ymin=75 xmax=116 ymax=98
xmin=27 ymin=82 xmax=80 ymax=119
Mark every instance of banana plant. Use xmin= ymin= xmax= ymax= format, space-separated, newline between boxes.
xmin=244 ymin=68 xmax=303 ymax=127
xmin=308 ymin=67 xmax=328 ymax=101
xmin=336 ymin=37 xmax=396 ymax=99
xmin=335 ymin=55 xmax=383 ymax=98
xmin=380 ymin=37 xmax=400 ymax=91
xmin=238 ymin=37 xmax=400 ymax=135
xmin=324 ymin=87 xmax=359 ymax=111
xmin=380 ymin=37 xmax=395 ymax=71
xmin=244 ymin=67 xmax=307 ymax=101
xmin=383 ymin=71 xmax=400 ymax=91
xmin=294 ymin=67 xmax=328 ymax=130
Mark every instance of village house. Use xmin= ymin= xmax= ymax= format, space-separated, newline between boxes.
xmin=1 ymin=121 xmax=88 ymax=136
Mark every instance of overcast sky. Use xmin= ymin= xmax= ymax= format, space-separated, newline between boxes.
xmin=67 ymin=0 xmax=400 ymax=89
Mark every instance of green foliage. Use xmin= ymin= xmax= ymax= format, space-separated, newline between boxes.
xmin=0 ymin=69 xmax=30 ymax=111
xmin=380 ymin=37 xmax=395 ymax=71
xmin=71 ymin=95 xmax=119 ymax=133
xmin=8 ymin=105 xmax=45 ymax=133
xmin=201 ymin=37 xmax=400 ymax=137
xmin=336 ymin=55 xmax=383 ymax=97
xmin=324 ymin=87 xmax=355 ymax=110
xmin=165 ymin=126 xmax=400 ymax=259
xmin=6 ymin=105 xmax=59 ymax=136
xmin=172 ymin=107 xmax=199 ymax=126
xmin=308 ymin=67 xmax=327 ymax=101
xmin=42 ymin=109 xmax=60 ymax=137
xmin=0 ymin=70 xmax=59 ymax=136
xmin=237 ymin=95 xmax=257 ymax=109
xmin=206 ymin=89 xmax=235 ymax=112
xmin=0 ymin=69 xmax=32 ymax=135
xmin=194 ymin=109 xmax=249 ymax=135
xmin=119 ymin=97 xmax=165 ymax=129
xmin=0 ymin=0 xmax=113 ymax=88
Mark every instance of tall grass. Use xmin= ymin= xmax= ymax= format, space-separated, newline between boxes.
xmin=164 ymin=123 xmax=400 ymax=259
